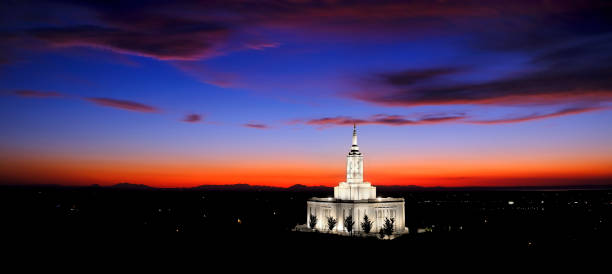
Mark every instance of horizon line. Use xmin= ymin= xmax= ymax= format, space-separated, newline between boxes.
xmin=2 ymin=182 xmax=612 ymax=191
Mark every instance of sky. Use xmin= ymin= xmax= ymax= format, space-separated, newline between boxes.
xmin=1 ymin=0 xmax=611 ymax=187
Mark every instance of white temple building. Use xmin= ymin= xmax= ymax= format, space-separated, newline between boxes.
xmin=305 ymin=125 xmax=406 ymax=235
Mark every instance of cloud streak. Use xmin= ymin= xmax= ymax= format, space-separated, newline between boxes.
xmin=302 ymin=113 xmax=467 ymax=128
xmin=244 ymin=42 xmax=280 ymax=51
xmin=244 ymin=123 xmax=270 ymax=129
xmin=468 ymin=106 xmax=607 ymax=124
xmin=30 ymin=23 xmax=228 ymax=61
xmin=299 ymin=106 xmax=609 ymax=128
xmin=85 ymin=97 xmax=159 ymax=113
xmin=13 ymin=90 xmax=63 ymax=98
xmin=370 ymin=67 xmax=464 ymax=87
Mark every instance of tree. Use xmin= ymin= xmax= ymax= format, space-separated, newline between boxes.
xmin=361 ymin=215 xmax=372 ymax=234
xmin=383 ymin=217 xmax=395 ymax=238
xmin=344 ymin=215 xmax=355 ymax=236
xmin=327 ymin=216 xmax=337 ymax=232
xmin=309 ymin=214 xmax=317 ymax=230
xmin=379 ymin=227 xmax=385 ymax=239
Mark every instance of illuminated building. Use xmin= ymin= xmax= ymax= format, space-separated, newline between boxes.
xmin=305 ymin=124 xmax=406 ymax=234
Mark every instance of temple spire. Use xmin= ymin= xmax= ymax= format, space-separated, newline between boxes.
xmin=351 ymin=122 xmax=359 ymax=152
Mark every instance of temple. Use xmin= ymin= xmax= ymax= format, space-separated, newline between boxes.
xmin=304 ymin=124 xmax=406 ymax=235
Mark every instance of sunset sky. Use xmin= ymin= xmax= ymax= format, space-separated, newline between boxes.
xmin=1 ymin=0 xmax=611 ymax=187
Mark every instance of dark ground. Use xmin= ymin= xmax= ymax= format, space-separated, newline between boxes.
xmin=1 ymin=184 xmax=611 ymax=258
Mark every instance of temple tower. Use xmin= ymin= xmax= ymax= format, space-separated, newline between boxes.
xmin=346 ymin=123 xmax=364 ymax=183
xmin=334 ymin=124 xmax=376 ymax=200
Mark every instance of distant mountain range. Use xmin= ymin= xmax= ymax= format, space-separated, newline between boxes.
xmin=104 ymin=182 xmax=612 ymax=191
xmin=109 ymin=182 xmax=332 ymax=191
xmin=109 ymin=182 xmax=156 ymax=190
xmin=2 ymin=182 xmax=610 ymax=191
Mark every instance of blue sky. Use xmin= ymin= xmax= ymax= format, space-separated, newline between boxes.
xmin=1 ymin=0 xmax=611 ymax=186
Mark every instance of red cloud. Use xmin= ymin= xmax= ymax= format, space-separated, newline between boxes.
xmin=85 ymin=97 xmax=159 ymax=113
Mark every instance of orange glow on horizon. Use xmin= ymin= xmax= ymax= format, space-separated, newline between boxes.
xmin=1 ymin=153 xmax=610 ymax=188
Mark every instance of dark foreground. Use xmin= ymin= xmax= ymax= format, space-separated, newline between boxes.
xmin=2 ymin=185 xmax=611 ymax=256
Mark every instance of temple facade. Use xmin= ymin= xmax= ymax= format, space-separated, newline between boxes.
xmin=305 ymin=125 xmax=406 ymax=234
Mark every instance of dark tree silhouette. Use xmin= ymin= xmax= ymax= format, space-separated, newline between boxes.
xmin=309 ymin=214 xmax=317 ymax=230
xmin=327 ymin=216 xmax=337 ymax=232
xmin=361 ymin=215 xmax=372 ymax=234
xmin=344 ymin=215 xmax=354 ymax=236
xmin=379 ymin=227 xmax=385 ymax=239
xmin=383 ymin=217 xmax=395 ymax=238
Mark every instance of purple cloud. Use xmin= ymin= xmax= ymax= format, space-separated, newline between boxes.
xmin=302 ymin=113 xmax=466 ymax=128
xmin=348 ymin=1 xmax=612 ymax=112
xmin=353 ymin=63 xmax=612 ymax=107
xmin=183 ymin=114 xmax=203 ymax=123
xmin=30 ymin=23 xmax=228 ymax=61
xmin=299 ymin=106 xmax=609 ymax=128
xmin=244 ymin=42 xmax=280 ymax=51
xmin=13 ymin=90 xmax=63 ymax=98
xmin=13 ymin=1 xmax=596 ymax=61
xmin=244 ymin=123 xmax=270 ymax=129
xmin=85 ymin=97 xmax=159 ymax=113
